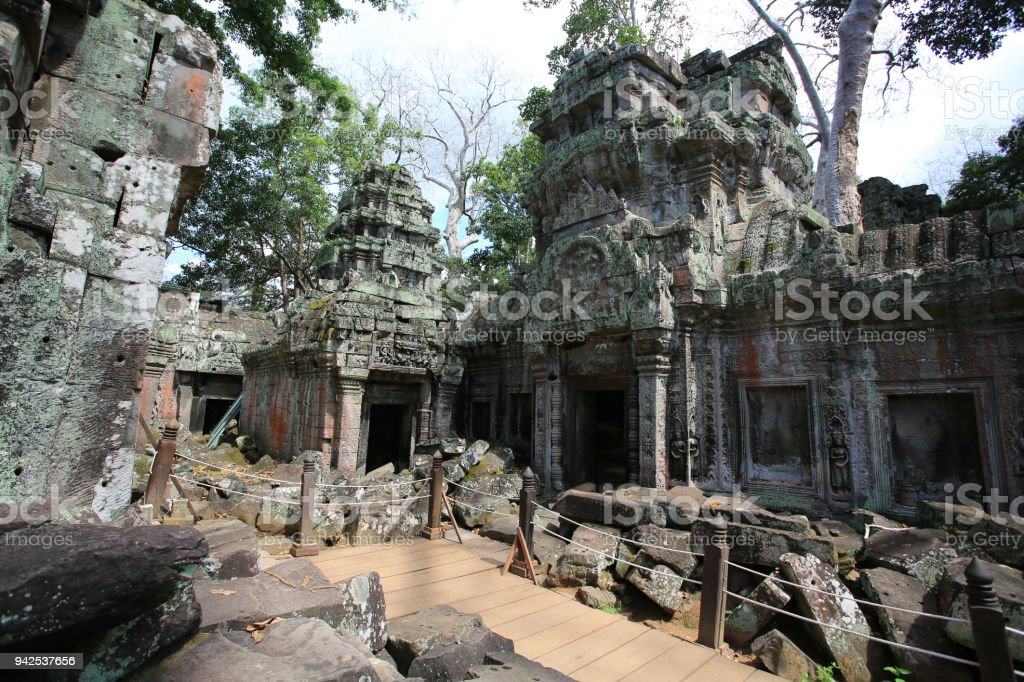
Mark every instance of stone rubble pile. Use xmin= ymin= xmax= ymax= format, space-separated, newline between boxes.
xmin=478 ymin=484 xmax=1024 ymax=681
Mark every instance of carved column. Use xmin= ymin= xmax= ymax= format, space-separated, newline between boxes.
xmin=417 ymin=380 xmax=432 ymax=444
xmin=635 ymin=329 xmax=673 ymax=490
xmin=550 ymin=377 xmax=565 ymax=492
xmin=432 ymin=381 xmax=459 ymax=440
xmin=627 ymin=377 xmax=639 ymax=484
xmin=531 ymin=357 xmax=550 ymax=490
xmin=336 ymin=379 xmax=365 ymax=476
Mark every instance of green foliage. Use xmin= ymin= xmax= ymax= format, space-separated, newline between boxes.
xmin=799 ymin=663 xmax=837 ymax=682
xmin=144 ymin=0 xmax=405 ymax=94
xmin=882 ymin=665 xmax=912 ymax=682
xmin=807 ymin=0 xmax=1024 ymax=69
xmin=519 ymin=86 xmax=553 ymax=124
xmin=525 ymin=0 xmax=687 ymax=75
xmin=170 ymin=71 xmax=387 ymax=309
xmin=945 ymin=116 xmax=1024 ymax=214
xmin=598 ymin=604 xmax=620 ymax=614
xmin=463 ymin=134 xmax=545 ymax=292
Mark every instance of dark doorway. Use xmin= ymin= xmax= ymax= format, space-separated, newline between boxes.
xmin=888 ymin=393 xmax=984 ymax=497
xmin=572 ymin=390 xmax=627 ymax=487
xmin=202 ymin=398 xmax=236 ymax=434
xmin=471 ymin=401 xmax=492 ymax=441
xmin=367 ymin=404 xmax=409 ymax=473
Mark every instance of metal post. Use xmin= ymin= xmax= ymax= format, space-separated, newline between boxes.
xmin=697 ymin=515 xmax=730 ymax=650
xmin=966 ymin=558 xmax=1014 ymax=682
xmin=422 ymin=451 xmax=444 ymax=540
xmin=145 ymin=420 xmax=179 ymax=515
xmin=510 ymin=467 xmax=537 ymax=579
xmin=291 ymin=452 xmax=319 ymax=557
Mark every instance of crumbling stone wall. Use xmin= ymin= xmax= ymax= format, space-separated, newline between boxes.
xmin=0 ymin=0 xmax=221 ymax=520
xmin=457 ymin=38 xmax=1024 ymax=516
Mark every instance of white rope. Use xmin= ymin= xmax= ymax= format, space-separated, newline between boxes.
xmin=444 ymin=478 xmax=515 ymax=498
xmin=171 ymin=475 xmax=301 ymax=506
xmin=175 ymin=452 xmax=295 ymax=485
xmin=532 ymin=501 xmax=702 ymax=558
xmin=449 ymin=497 xmax=518 ymax=518
xmin=864 ymin=523 xmax=912 ymax=538
xmin=1008 ymin=627 xmax=1024 ymax=638
xmin=321 ymin=477 xmax=429 ymax=491
xmin=316 ymin=495 xmax=430 ymax=510
xmin=726 ymin=561 xmax=970 ymax=625
xmin=724 ymin=590 xmax=981 ymax=668
xmin=541 ymin=526 xmax=703 ymax=588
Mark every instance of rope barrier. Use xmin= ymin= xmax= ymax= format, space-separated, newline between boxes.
xmin=171 ymin=475 xmax=302 ymax=506
xmin=540 ymin=526 xmax=703 ymax=588
xmin=316 ymin=495 xmax=431 ymax=510
xmin=448 ymin=497 xmax=518 ymax=518
xmin=321 ymin=477 xmax=429 ymax=491
xmin=724 ymin=590 xmax=982 ymax=668
xmin=726 ymin=560 xmax=970 ymax=626
xmin=531 ymin=501 xmax=703 ymax=559
xmin=1007 ymin=627 xmax=1024 ymax=638
xmin=443 ymin=478 xmax=516 ymax=498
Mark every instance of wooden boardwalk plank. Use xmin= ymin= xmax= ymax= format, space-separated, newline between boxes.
xmin=309 ymin=536 xmax=781 ymax=682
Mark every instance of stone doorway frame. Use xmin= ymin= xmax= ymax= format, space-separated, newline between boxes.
xmin=868 ymin=377 xmax=1003 ymax=514
xmin=564 ymin=375 xmax=632 ymax=489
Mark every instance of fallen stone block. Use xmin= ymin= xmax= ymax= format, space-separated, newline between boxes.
xmin=628 ymin=524 xmax=697 ymax=578
xmin=861 ymin=528 xmax=959 ymax=589
xmin=195 ymin=518 xmax=260 ymax=579
xmin=0 ymin=524 xmax=207 ymax=680
xmin=545 ymin=524 xmax=620 ymax=589
xmin=724 ymin=574 xmax=790 ymax=647
xmin=576 ymin=586 xmax=616 ymax=610
xmin=466 ymin=650 xmax=574 ymax=681
xmin=751 ymin=629 xmax=817 ymax=680
xmin=195 ymin=559 xmax=387 ymax=651
xmin=553 ymin=488 xmax=665 ymax=529
xmin=939 ymin=557 xmax=1024 ymax=662
xmin=702 ymin=495 xmax=811 ymax=533
xmin=459 ymin=439 xmax=491 ymax=471
xmin=452 ymin=492 xmax=513 ymax=529
xmin=779 ymin=552 xmax=872 ymax=682
xmin=386 ymin=605 xmax=513 ymax=680
xmin=692 ymin=518 xmax=838 ymax=568
xmin=861 ymin=567 xmax=975 ymax=682
xmin=850 ymin=508 xmax=902 ymax=535
xmin=479 ymin=516 xmax=518 ymax=544
xmin=626 ymin=555 xmax=684 ymax=614
xmin=140 ymin=617 xmax=376 ymax=681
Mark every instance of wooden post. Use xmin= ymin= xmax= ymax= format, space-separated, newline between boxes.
xmin=145 ymin=420 xmax=179 ymax=515
xmin=291 ymin=452 xmax=319 ymax=557
xmin=966 ymin=558 xmax=1015 ymax=681
xmin=422 ymin=451 xmax=444 ymax=540
xmin=697 ymin=514 xmax=729 ymax=650
xmin=509 ymin=467 xmax=538 ymax=579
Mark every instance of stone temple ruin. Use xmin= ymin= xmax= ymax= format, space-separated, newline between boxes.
xmin=2 ymin=3 xmax=1024 ymax=681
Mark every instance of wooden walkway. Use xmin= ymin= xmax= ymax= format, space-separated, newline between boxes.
xmin=309 ymin=533 xmax=782 ymax=682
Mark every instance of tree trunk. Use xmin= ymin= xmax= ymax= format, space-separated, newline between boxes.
xmin=821 ymin=0 xmax=883 ymax=232
xmin=443 ymin=199 xmax=480 ymax=258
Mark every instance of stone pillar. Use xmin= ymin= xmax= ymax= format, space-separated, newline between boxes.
xmin=432 ymin=381 xmax=459 ymax=439
xmin=531 ymin=357 xmax=550 ymax=490
xmin=550 ymin=377 xmax=565 ymax=493
xmin=417 ymin=380 xmax=432 ymax=444
xmin=635 ymin=329 xmax=673 ymax=490
xmin=627 ymin=377 xmax=639 ymax=484
xmin=336 ymin=379 xmax=365 ymax=476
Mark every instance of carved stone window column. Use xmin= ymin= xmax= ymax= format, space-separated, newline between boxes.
xmin=635 ymin=329 xmax=673 ymax=490
xmin=336 ymin=379 xmax=365 ymax=476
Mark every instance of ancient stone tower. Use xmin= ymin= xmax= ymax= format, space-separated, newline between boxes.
xmin=0 ymin=0 xmax=221 ymax=520
xmin=241 ymin=164 xmax=463 ymax=476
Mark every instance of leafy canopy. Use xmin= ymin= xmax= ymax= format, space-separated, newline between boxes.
xmin=170 ymin=71 xmax=387 ymax=309
xmin=144 ymin=0 xmax=405 ymax=94
xmin=525 ymin=0 xmax=687 ymax=75
xmin=945 ymin=116 xmax=1024 ymax=214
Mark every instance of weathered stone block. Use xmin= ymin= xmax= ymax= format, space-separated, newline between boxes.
xmin=545 ymin=524 xmax=620 ymax=588
xmin=692 ymin=518 xmax=838 ymax=568
xmin=386 ymin=605 xmax=513 ymax=679
xmin=628 ymin=524 xmax=697 ymax=578
xmin=751 ymin=629 xmax=817 ymax=680
xmin=626 ymin=554 xmax=684 ymax=614
xmin=724 ymin=574 xmax=790 ymax=647
xmin=939 ymin=557 xmax=1024 ymax=663
xmin=861 ymin=528 xmax=959 ymax=589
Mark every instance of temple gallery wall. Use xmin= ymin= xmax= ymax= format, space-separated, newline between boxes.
xmin=0 ymin=5 xmax=1021 ymax=524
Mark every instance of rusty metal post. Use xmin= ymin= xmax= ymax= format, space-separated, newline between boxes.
xmin=966 ymin=558 xmax=1014 ymax=681
xmin=421 ymin=451 xmax=444 ymax=540
xmin=291 ymin=452 xmax=319 ymax=557
xmin=145 ymin=420 xmax=179 ymax=515
xmin=697 ymin=514 xmax=729 ymax=650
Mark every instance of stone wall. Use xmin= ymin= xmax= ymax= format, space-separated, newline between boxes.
xmin=0 ymin=0 xmax=221 ymax=520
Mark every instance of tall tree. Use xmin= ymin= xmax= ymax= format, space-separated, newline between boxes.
xmin=144 ymin=0 xmax=407 ymax=94
xmin=354 ymin=50 xmax=519 ymax=259
xmin=465 ymin=133 xmax=545 ymax=291
xmin=526 ymin=0 xmax=689 ymax=75
xmin=170 ymin=72 xmax=385 ymax=310
xmin=744 ymin=0 xmax=1024 ymax=230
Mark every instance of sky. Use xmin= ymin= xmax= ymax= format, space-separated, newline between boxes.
xmin=163 ymin=0 xmax=1024 ymax=281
